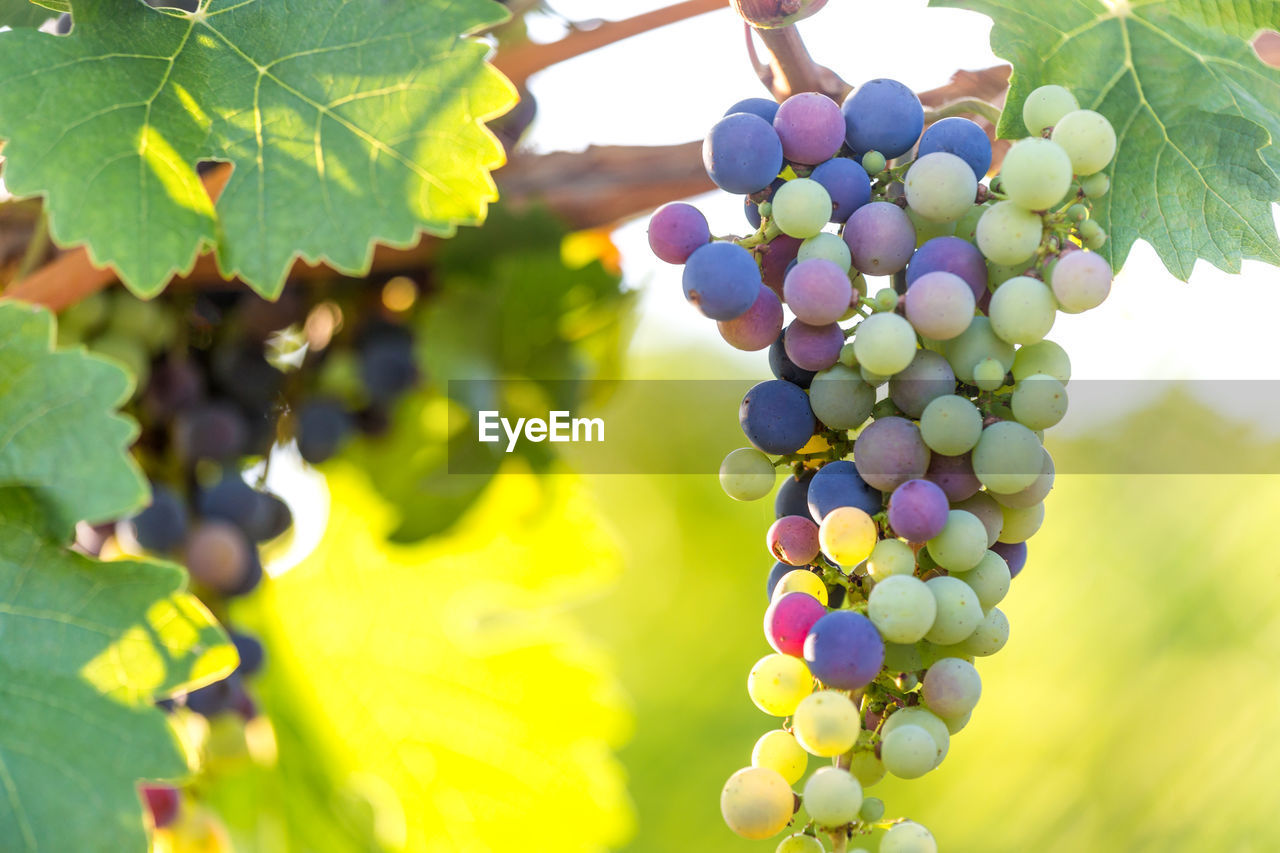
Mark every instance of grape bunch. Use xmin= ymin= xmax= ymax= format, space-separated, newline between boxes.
xmin=651 ymin=80 xmax=1116 ymax=851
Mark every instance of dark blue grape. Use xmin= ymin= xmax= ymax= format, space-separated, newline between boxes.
xmin=703 ymin=112 xmax=784 ymax=194
xmin=917 ymin=117 xmax=992 ymax=180
xmin=130 ymin=484 xmax=188 ymax=553
xmin=231 ymin=631 xmax=265 ymax=677
xmin=360 ymin=337 xmax=418 ymax=404
xmin=682 ymin=242 xmax=762 ymax=321
xmin=806 ymin=460 xmax=882 ymax=522
xmin=768 ymin=330 xmax=816 ymax=389
xmin=245 ymin=491 xmax=291 ymax=543
xmin=810 ymin=157 xmax=872 ymax=222
xmin=841 ymin=78 xmax=924 ymax=159
xmin=803 ymin=610 xmax=884 ymax=690
xmin=765 ymin=560 xmax=791 ymax=600
xmin=175 ymin=402 xmax=248 ymax=462
xmin=196 ymin=472 xmax=259 ymax=530
xmin=185 ymin=674 xmax=239 ymax=717
xmin=739 ymin=379 xmax=815 ymax=455
xmin=296 ymin=398 xmax=354 ymax=464
xmin=775 ymin=468 xmax=815 ymax=519
xmin=725 ymin=97 xmax=779 ymax=124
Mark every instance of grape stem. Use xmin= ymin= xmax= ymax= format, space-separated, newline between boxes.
xmin=829 ymin=829 xmax=848 ymax=853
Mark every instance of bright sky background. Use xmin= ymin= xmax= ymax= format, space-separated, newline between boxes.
xmin=521 ymin=0 xmax=1280 ymax=431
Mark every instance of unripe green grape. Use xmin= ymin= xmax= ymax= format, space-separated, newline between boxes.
xmin=748 ymin=653 xmax=814 ymax=716
xmin=1052 ymin=109 xmax=1117 ymax=175
xmin=1012 ymin=339 xmax=1071 ymax=383
xmin=849 ymin=749 xmax=885 ymax=788
xmin=1080 ymin=218 xmax=1107 ymax=249
xmin=906 ymin=206 xmax=957 ymax=247
xmin=882 ymin=707 xmax=950 ymax=764
xmin=90 ymin=334 xmax=151 ymax=391
xmin=953 ymin=492 xmax=1002 ymax=547
xmin=988 ymin=448 xmax=1055 ymax=508
xmin=919 ymin=639 xmax=972 ymax=668
xmin=905 ymin=152 xmax=978 ymax=222
xmin=853 ymin=312 xmax=918 ymax=376
xmin=925 ymin=511 xmax=988 ymax=572
xmin=810 ymin=364 xmax=875 ymax=430
xmin=1012 ymin=373 xmax=1068 ymax=429
xmin=999 ymin=501 xmax=1045 ymax=543
xmin=954 ymin=202 xmax=988 ymax=244
xmin=1067 ymin=203 xmax=1088 ymax=221
xmin=802 ymin=767 xmax=863 ymax=828
xmin=862 ymin=150 xmax=886 ymax=175
xmin=1081 ymin=172 xmax=1110 ymax=197
xmin=976 ymin=201 xmax=1043 ymax=265
xmin=874 ymin=288 xmax=899 ymax=312
xmin=895 ymin=672 xmax=919 ymax=691
xmin=988 ymin=276 xmax=1056 ymax=345
xmin=999 ymin=138 xmax=1073 ymax=210
xmin=720 ymin=448 xmax=777 ymax=501
xmin=866 ymin=538 xmax=915 ymax=582
xmin=777 ymin=833 xmax=826 ymax=853
xmin=859 ymin=797 xmax=885 ymax=823
xmin=944 ymin=709 xmax=973 ymax=734
xmin=880 ymin=821 xmax=938 ymax=853
xmin=923 ymin=575 xmax=983 ymax=644
xmin=754 ymin=729 xmax=809 ymax=785
xmin=955 ymin=550 xmax=1011 ymax=610
xmin=793 ymin=691 xmax=861 ymax=757
xmin=960 ymin=607 xmax=1010 ymax=657
xmin=882 ymin=641 xmax=923 ymax=674
xmin=972 ymin=420 xmax=1044 ymax=493
xmin=773 ymin=178 xmax=834 ymax=238
xmin=1022 ymin=84 xmax=1079 ymax=136
xmin=839 ymin=341 xmax=858 ymax=367
xmin=860 ymin=365 xmax=890 ymax=387
xmin=880 ymin=724 xmax=937 ymax=778
xmin=986 ymin=259 xmax=1026 ymax=288
xmin=919 ymin=395 xmax=983 ymax=456
xmin=721 ymin=766 xmax=796 ymax=840
xmin=868 ymin=574 xmax=937 ymax=644
xmin=799 ymin=232 xmax=853 ymax=271
xmin=973 ymin=356 xmax=1006 ymax=391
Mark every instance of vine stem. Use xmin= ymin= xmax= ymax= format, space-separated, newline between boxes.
xmin=830 ymin=830 xmax=848 ymax=853
xmin=924 ymin=96 xmax=1002 ymax=126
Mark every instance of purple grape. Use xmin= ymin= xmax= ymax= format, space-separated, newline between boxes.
xmin=806 ymin=460 xmax=882 ymax=521
xmin=917 ymin=117 xmax=992 ymax=180
xmin=926 ymin=451 xmax=981 ymax=501
xmin=843 ymin=202 xmax=916 ymax=275
xmin=784 ymin=259 xmax=853 ymax=325
xmin=185 ymin=674 xmax=240 ymax=717
xmin=841 ymin=78 xmax=924 ymax=159
xmin=955 ymin=492 xmax=1002 ymax=547
xmin=144 ymin=358 xmax=204 ymax=419
xmin=810 ymin=157 xmax=872 ymax=223
xmin=769 ymin=329 xmax=816 ymax=388
xmin=766 ymin=560 xmax=793 ymax=600
xmin=703 ymin=112 xmax=784 ymax=194
xmin=783 ymin=319 xmax=843 ymax=371
xmin=682 ymin=242 xmax=762 ymax=320
xmin=648 ymin=202 xmax=710 ymax=264
xmin=765 ymin=592 xmax=827 ymax=656
xmin=906 ymin=236 xmax=988 ymax=302
xmin=774 ymin=92 xmax=845 ymax=165
xmin=726 ymin=96 xmax=779 ymax=124
xmin=775 ymin=467 xmax=815 ymax=518
xmin=887 ymin=479 xmax=950 ymax=542
xmin=888 ymin=349 xmax=956 ymax=418
xmin=992 ymin=540 xmax=1027 ymax=578
xmin=803 ymin=610 xmax=884 ymax=690
xmin=759 ymin=234 xmax=803 ymax=298
xmin=718 ymin=285 xmax=783 ymax=351
xmin=739 ymin=379 xmax=816 ymax=455
xmin=230 ymin=630 xmax=265 ymax=676
xmin=129 ymin=484 xmax=188 ymax=553
xmin=903 ymin=270 xmax=977 ymax=341
xmin=853 ymin=416 xmax=930 ymax=492
xmin=175 ymin=402 xmax=248 ymax=462
xmin=768 ymin=515 xmax=821 ymax=565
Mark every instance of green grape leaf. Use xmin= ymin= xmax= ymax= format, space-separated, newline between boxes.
xmin=0 ymin=517 xmax=235 ymax=851
xmin=0 ymin=301 xmax=146 ymax=529
xmin=0 ymin=0 xmax=59 ymax=28
xmin=934 ymin=0 xmax=1280 ymax=279
xmin=0 ymin=0 xmax=515 ymax=297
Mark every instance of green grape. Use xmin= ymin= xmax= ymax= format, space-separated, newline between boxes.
xmin=1012 ymin=373 xmax=1068 ymax=429
xmin=944 ymin=709 xmax=972 ymax=733
xmin=972 ymin=356 xmax=1006 ymax=391
xmin=1012 ymin=339 xmax=1071 ymax=383
xmin=859 ymin=796 xmax=885 ymax=823
xmin=1081 ymin=172 xmax=1110 ymax=197
xmin=999 ymin=501 xmax=1045 ymax=543
xmin=906 ymin=206 xmax=957 ymax=247
xmin=960 ymin=607 xmax=1010 ymax=657
xmin=919 ymin=395 xmax=982 ymax=456
xmin=868 ymin=574 xmax=937 ymax=644
xmin=882 ymin=641 xmax=924 ymax=674
xmin=720 ymin=448 xmax=777 ymax=501
xmin=923 ymin=575 xmax=983 ymax=644
xmin=972 ymin=420 xmax=1044 ymax=493
xmin=849 ymin=749 xmax=885 ymax=788
xmin=1052 ymin=109 xmax=1117 ymax=175
xmin=862 ymin=150 xmax=887 ymax=175
xmin=955 ymin=549 xmax=1011 ymax=610
xmin=895 ymin=672 xmax=919 ymax=692
xmin=921 ymin=656 xmax=982 ymax=718
xmin=802 ymin=767 xmax=863 ymax=828
xmin=773 ymin=178 xmax=834 ymax=238
xmin=905 ymin=152 xmax=978 ymax=222
xmin=988 ymin=276 xmax=1056 ymax=345
xmin=866 ymin=538 xmax=915 ymax=582
xmin=954 ymin=202 xmax=988 ymax=244
xmin=919 ymin=638 xmax=972 ymax=668
xmin=942 ymin=317 xmax=1014 ymax=383
xmin=882 ymin=707 xmax=950 ymax=764
xmin=1080 ymin=218 xmax=1107 ymax=249
xmin=860 ymin=364 xmax=890 ymax=387
xmin=975 ymin=201 xmax=1043 ymax=265
xmin=989 ymin=448 xmax=1055 ymax=508
xmin=839 ymin=341 xmax=859 ymax=368
xmin=853 ymin=312 xmax=918 ymax=376
xmin=925 ymin=510 xmax=988 ymax=572
xmin=986 ymin=258 xmax=1027 ymax=288
xmin=777 ymin=833 xmax=826 ymax=853
xmin=754 ymin=729 xmax=809 ymax=786
xmin=999 ymin=138 xmax=1073 ymax=210
xmin=799 ymin=232 xmax=853 ymax=271
xmin=748 ymin=653 xmax=813 ymax=716
xmin=759 ymin=201 xmax=774 ymax=218
xmin=953 ymin=492 xmax=1002 ymax=547
xmin=874 ymin=288 xmax=899 ymax=312
xmin=793 ymin=691 xmax=861 ymax=757
xmin=89 ymin=333 xmax=151 ymax=391
xmin=880 ymin=725 xmax=937 ymax=778
xmin=1022 ymin=84 xmax=1079 ymax=136
xmin=721 ymin=766 xmax=796 ymax=840
xmin=880 ymin=821 xmax=938 ymax=853
xmin=775 ymin=569 xmax=829 ymax=605
xmin=107 ymin=294 xmax=176 ymax=351
xmin=810 ymin=364 xmax=875 ymax=430
xmin=1067 ymin=203 xmax=1088 ymax=221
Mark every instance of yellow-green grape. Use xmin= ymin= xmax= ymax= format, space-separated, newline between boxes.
xmin=1067 ymin=202 xmax=1088 ymax=221
xmin=881 ymin=706 xmax=949 ymax=764
xmin=1081 ymin=172 xmax=1110 ymax=197
xmin=873 ymin=288 xmax=899 ymax=312
xmin=975 ymin=201 xmax=1043 ymax=265
xmin=905 ymin=152 xmax=977 ymax=222
xmin=925 ymin=510 xmax=988 ymax=572
xmin=753 ymin=729 xmax=809 ymax=785
xmin=960 ymin=607 xmax=1010 ymax=657
xmin=865 ymin=538 xmax=915 ymax=582
xmin=957 ymin=550 xmax=1011 ymax=610
xmin=973 ymin=356 xmax=1006 ymax=391
xmin=907 ymin=206 xmax=957 ymax=247
xmin=748 ymin=653 xmax=814 ymax=716
xmin=944 ymin=709 xmax=973 ymax=734
xmin=799 ymin=232 xmax=854 ymax=272
xmin=862 ymin=150 xmax=887 ymax=175
xmin=852 ymin=311 xmax=918 ymax=376
xmin=818 ymin=506 xmax=878 ymax=566
xmin=1079 ymin=218 xmax=1107 ymax=250
xmin=801 ymin=767 xmax=863 ymax=828
xmin=998 ymin=501 xmax=1045 ymax=543
xmin=720 ymin=448 xmax=777 ymax=501
xmin=972 ymin=420 xmax=1044 ymax=493
xmin=721 ymin=766 xmax=796 ymax=840
xmin=880 ymin=821 xmax=938 ymax=853
xmin=1012 ymin=340 xmax=1070 ymax=383
xmin=1052 ymin=109 xmax=1117 ymax=175
xmin=859 ymin=796 xmax=885 ymax=823
xmin=1011 ymin=373 xmax=1068 ymax=429
xmin=988 ymin=276 xmax=1056 ymax=345
xmin=849 ymin=749 xmax=885 ymax=788
xmin=777 ymin=833 xmax=826 ymax=853
xmin=999 ymin=138 xmax=1073 ymax=211
xmin=879 ymin=724 xmax=937 ymax=778
xmin=923 ymin=575 xmax=983 ymax=644
xmin=883 ymin=641 xmax=923 ymax=674
xmin=1022 ymin=84 xmax=1079 ymax=136
xmin=774 ymin=569 xmax=829 ymax=605
xmin=792 ymin=691 xmax=861 ymax=757
xmin=773 ymin=178 xmax=834 ymax=238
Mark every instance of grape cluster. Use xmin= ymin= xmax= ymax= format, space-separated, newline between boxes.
xmin=651 ymin=81 xmax=1116 ymax=851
